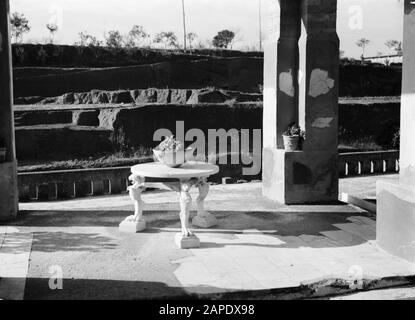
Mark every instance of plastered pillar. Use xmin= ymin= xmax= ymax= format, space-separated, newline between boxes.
xmin=263 ymin=0 xmax=339 ymax=204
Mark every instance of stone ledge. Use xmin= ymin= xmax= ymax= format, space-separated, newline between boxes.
xmin=376 ymin=179 xmax=415 ymax=262
xmin=263 ymin=148 xmax=338 ymax=204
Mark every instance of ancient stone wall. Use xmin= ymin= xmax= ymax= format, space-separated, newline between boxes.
xmin=14 ymin=101 xmax=399 ymax=160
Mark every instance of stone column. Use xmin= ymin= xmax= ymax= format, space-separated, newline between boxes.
xmin=376 ymin=0 xmax=415 ymax=262
xmin=263 ymin=0 xmax=339 ymax=204
xmin=0 ymin=0 xmax=18 ymax=220
xmin=298 ymin=0 xmax=339 ymax=153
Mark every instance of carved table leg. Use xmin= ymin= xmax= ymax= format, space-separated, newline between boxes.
xmin=175 ymin=179 xmax=200 ymax=249
xmin=192 ymin=177 xmax=218 ymax=228
xmin=119 ymin=173 xmax=146 ymax=233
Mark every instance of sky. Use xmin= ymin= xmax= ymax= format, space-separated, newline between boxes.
xmin=10 ymin=0 xmax=404 ymax=58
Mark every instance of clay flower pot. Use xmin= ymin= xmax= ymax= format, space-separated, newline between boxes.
xmin=282 ymin=135 xmax=300 ymax=151
xmin=0 ymin=147 xmax=6 ymax=162
xmin=153 ymin=148 xmax=194 ymax=168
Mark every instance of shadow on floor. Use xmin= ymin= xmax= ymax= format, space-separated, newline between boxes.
xmin=2 ymin=209 xmax=375 ymax=250
xmin=0 ymin=275 xmax=300 ymax=300
xmin=9 ymin=209 xmax=369 ymax=231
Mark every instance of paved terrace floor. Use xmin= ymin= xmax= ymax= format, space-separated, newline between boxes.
xmin=1 ymin=174 xmax=413 ymax=300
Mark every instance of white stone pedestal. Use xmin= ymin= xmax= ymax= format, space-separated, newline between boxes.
xmin=191 ymin=177 xmax=218 ymax=228
xmin=119 ymin=216 xmax=146 ymax=233
xmin=376 ymin=180 xmax=415 ymax=262
xmin=175 ymin=233 xmax=200 ymax=249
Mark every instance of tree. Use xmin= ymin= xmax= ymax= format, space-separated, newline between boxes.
xmin=231 ymin=28 xmax=243 ymax=49
xmin=356 ymin=38 xmax=370 ymax=58
xmin=396 ymin=42 xmax=403 ymax=55
xmin=76 ymin=31 xmax=102 ymax=47
xmin=212 ymin=30 xmax=235 ymax=49
xmin=104 ymin=30 xmax=123 ymax=48
xmin=385 ymin=40 xmax=402 ymax=55
xmin=125 ymin=25 xmax=150 ymax=48
xmin=46 ymin=23 xmax=58 ymax=44
xmin=186 ymin=32 xmax=197 ymax=51
xmin=194 ymin=40 xmax=209 ymax=49
xmin=153 ymin=31 xmax=178 ymax=49
xmin=10 ymin=12 xmax=30 ymax=43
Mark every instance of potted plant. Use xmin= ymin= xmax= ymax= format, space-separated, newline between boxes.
xmin=153 ymin=135 xmax=193 ymax=168
xmin=0 ymin=138 xmax=6 ymax=162
xmin=282 ymin=123 xmax=305 ymax=151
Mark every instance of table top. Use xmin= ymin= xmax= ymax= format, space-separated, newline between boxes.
xmin=131 ymin=161 xmax=219 ymax=179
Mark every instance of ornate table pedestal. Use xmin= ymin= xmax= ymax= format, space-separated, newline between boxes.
xmin=119 ymin=162 xmax=219 ymax=249
xmin=119 ymin=174 xmax=147 ymax=233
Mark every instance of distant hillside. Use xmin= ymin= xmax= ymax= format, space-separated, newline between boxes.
xmin=12 ymin=44 xmax=402 ymax=99
xmin=14 ymin=57 xmax=264 ymax=98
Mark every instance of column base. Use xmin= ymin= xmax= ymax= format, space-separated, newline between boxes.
xmin=0 ymin=161 xmax=18 ymax=221
xmin=376 ymin=179 xmax=415 ymax=262
xmin=262 ymin=148 xmax=338 ymax=204
xmin=119 ymin=216 xmax=146 ymax=233
xmin=192 ymin=214 xmax=217 ymax=228
xmin=175 ymin=233 xmax=200 ymax=249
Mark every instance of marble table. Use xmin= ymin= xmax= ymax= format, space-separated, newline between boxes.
xmin=119 ymin=161 xmax=219 ymax=248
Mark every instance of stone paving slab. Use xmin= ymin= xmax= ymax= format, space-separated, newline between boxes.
xmin=346 ymin=216 xmax=376 ymax=230
xmin=170 ymin=230 xmax=415 ymax=295
xmin=333 ymin=223 xmax=376 ymax=241
xmin=3 ymin=225 xmax=412 ymax=300
xmin=3 ymin=180 xmax=415 ymax=299
xmin=340 ymin=174 xmax=398 ymax=200
xmin=0 ymin=227 xmax=33 ymax=300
